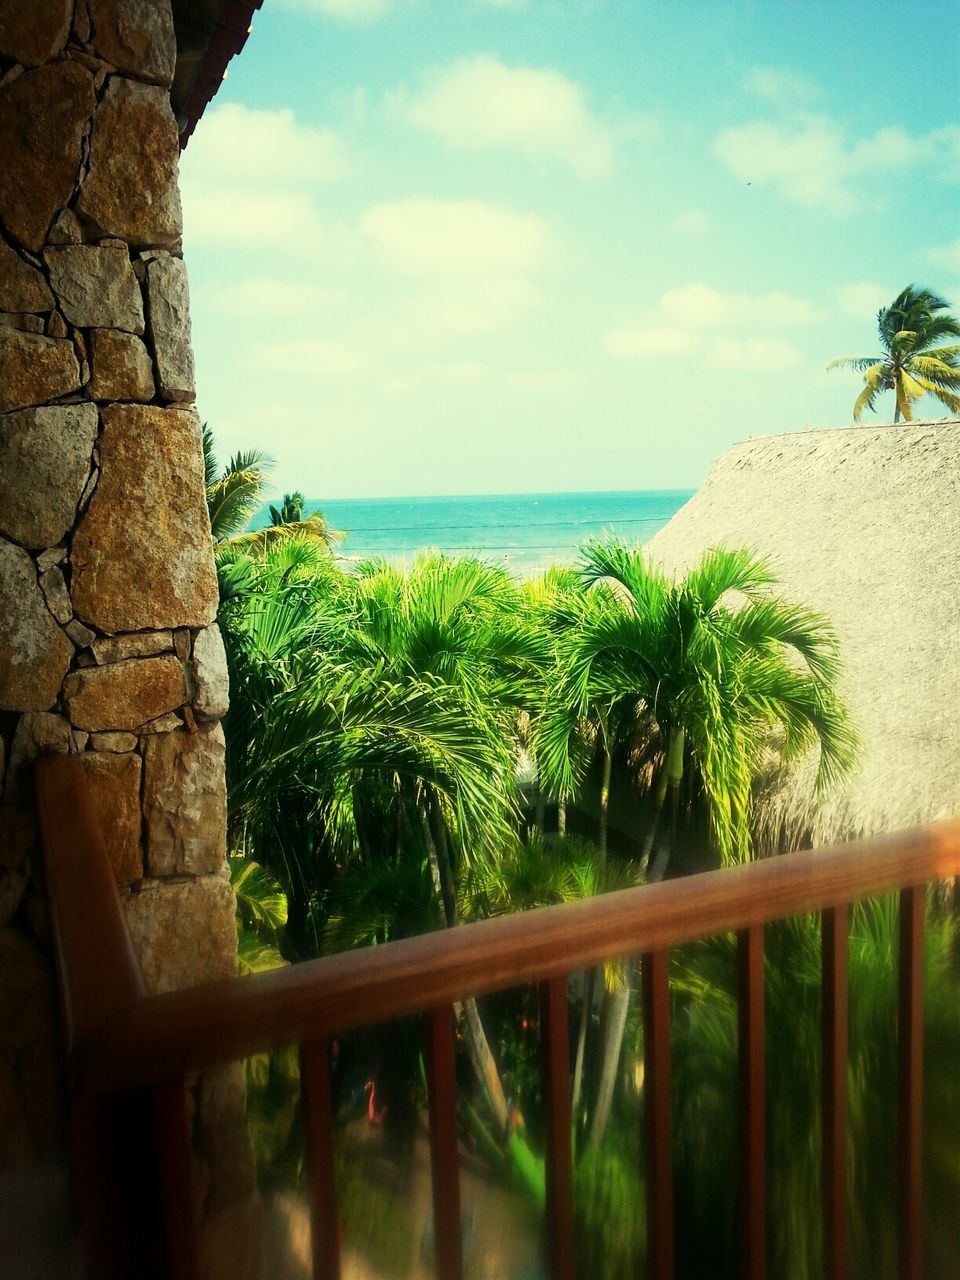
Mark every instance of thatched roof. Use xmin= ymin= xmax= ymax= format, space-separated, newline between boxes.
xmin=646 ymin=420 xmax=960 ymax=851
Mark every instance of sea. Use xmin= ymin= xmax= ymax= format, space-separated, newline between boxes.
xmin=256 ymin=491 xmax=691 ymax=578
xmin=256 ymin=490 xmax=694 ymax=577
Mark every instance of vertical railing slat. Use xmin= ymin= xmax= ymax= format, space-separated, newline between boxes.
xmin=641 ymin=948 xmax=673 ymax=1280
xmin=425 ymin=1005 xmax=463 ymax=1280
xmin=821 ymin=905 xmax=848 ymax=1280
xmin=738 ymin=925 xmax=765 ymax=1280
xmin=897 ymin=886 xmax=924 ymax=1280
xmin=300 ymin=1039 xmax=342 ymax=1280
xmin=152 ymin=1078 xmax=199 ymax=1280
xmin=539 ymin=977 xmax=576 ymax=1280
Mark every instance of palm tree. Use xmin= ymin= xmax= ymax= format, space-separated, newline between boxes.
xmin=828 ymin=285 xmax=960 ymax=422
xmin=204 ymin=428 xmax=342 ymax=550
xmin=203 ymin=423 xmax=275 ymax=543
xmin=541 ymin=539 xmax=858 ymax=1145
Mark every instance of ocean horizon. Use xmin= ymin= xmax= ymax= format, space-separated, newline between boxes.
xmin=255 ymin=489 xmax=695 ymax=576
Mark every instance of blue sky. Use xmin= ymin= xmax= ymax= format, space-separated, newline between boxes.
xmin=179 ymin=0 xmax=960 ymax=498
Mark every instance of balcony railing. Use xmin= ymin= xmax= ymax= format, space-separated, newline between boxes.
xmin=36 ymin=753 xmax=960 ymax=1280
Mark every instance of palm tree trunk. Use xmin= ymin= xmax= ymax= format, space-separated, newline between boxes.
xmin=587 ymin=973 xmax=631 ymax=1149
xmin=534 ymin=783 xmax=546 ymax=833
xmin=557 ymin=802 xmax=566 ymax=836
xmin=598 ymin=744 xmax=612 ymax=884
xmin=422 ymin=797 xmax=511 ymax=1133
xmin=640 ymin=762 xmax=670 ymax=871
xmin=648 ymin=727 xmax=685 ymax=884
xmin=570 ymin=966 xmax=594 ymax=1123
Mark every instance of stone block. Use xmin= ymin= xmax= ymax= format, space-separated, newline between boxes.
xmin=0 ymin=403 xmax=97 ymax=549
xmin=0 ymin=235 xmax=54 ymax=313
xmin=0 ymin=328 xmax=81 ymax=413
xmin=4 ymin=713 xmax=72 ymax=806
xmin=65 ymin=620 xmax=96 ymax=649
xmin=123 ymin=874 xmax=238 ymax=995
xmin=0 ymin=62 xmax=96 ymax=252
xmin=142 ymin=726 xmax=227 ymax=877
xmin=145 ymin=253 xmax=194 ymax=401
xmin=89 ymin=328 xmax=154 ymax=402
xmin=89 ymin=732 xmax=137 ymax=753
xmin=0 ymin=807 xmax=38 ymax=869
xmin=39 ymin=568 xmax=72 ymax=624
xmin=191 ymin=624 xmax=229 ymax=721
xmin=90 ymin=631 xmax=172 ymax=665
xmin=77 ymin=751 xmax=142 ymax=886
xmin=0 ymin=543 xmax=73 ymax=713
xmin=0 ymin=312 xmax=45 ymax=334
xmin=88 ymin=0 xmax=176 ymax=88
xmin=0 ymin=0 xmax=72 ymax=67
xmin=75 ymin=77 xmax=181 ymax=248
xmin=45 ymin=244 xmax=144 ymax=334
xmin=71 ymin=406 xmax=219 ymax=632
xmin=62 ymin=655 xmax=186 ymax=731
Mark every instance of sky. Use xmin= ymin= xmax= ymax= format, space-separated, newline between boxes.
xmin=179 ymin=0 xmax=960 ymax=498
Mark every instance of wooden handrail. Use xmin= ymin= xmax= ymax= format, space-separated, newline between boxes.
xmin=35 ymin=750 xmax=960 ymax=1092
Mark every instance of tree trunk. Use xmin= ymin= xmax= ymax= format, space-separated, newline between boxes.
xmin=557 ymin=802 xmax=566 ymax=836
xmin=587 ymin=973 xmax=631 ymax=1149
xmin=648 ymin=727 xmax=685 ymax=884
xmin=570 ymin=967 xmax=594 ymax=1121
xmin=534 ymin=782 xmax=546 ymax=833
xmin=598 ymin=745 xmax=612 ymax=885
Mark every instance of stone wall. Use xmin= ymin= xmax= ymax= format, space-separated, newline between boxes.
xmin=0 ymin=3 xmax=257 ymax=1274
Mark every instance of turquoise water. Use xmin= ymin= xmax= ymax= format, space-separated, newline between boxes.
xmin=256 ymin=490 xmax=694 ymax=577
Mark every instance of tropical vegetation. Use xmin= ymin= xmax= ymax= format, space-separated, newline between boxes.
xmin=828 ymin=285 xmax=960 ymax=423
xmin=210 ymin=466 xmax=958 ymax=1277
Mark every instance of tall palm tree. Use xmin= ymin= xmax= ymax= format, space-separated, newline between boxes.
xmin=541 ymin=539 xmax=858 ymax=1145
xmin=828 ymin=285 xmax=960 ymax=422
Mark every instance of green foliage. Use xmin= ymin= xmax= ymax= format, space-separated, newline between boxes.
xmin=574 ymin=1138 xmax=646 ymax=1280
xmin=828 ymin=285 xmax=960 ymax=422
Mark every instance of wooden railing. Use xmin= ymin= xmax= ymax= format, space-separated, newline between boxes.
xmin=36 ymin=754 xmax=960 ymax=1280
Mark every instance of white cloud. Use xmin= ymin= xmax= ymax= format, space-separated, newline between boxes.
xmin=661 ymin=284 xmax=820 ymax=329
xmin=251 ymin=337 xmax=361 ymax=375
xmin=836 ymin=282 xmax=889 ymax=322
xmin=182 ymin=103 xmax=347 ymax=184
xmin=396 ymin=54 xmax=613 ymax=179
xmin=714 ymin=115 xmax=959 ymax=213
xmin=744 ymin=66 xmax=820 ymax=104
xmin=603 ymin=284 xmax=813 ymax=372
xmin=929 ymin=239 xmax=960 ymax=273
xmin=359 ymin=199 xmax=556 ymax=274
xmin=199 ymin=277 xmax=346 ymax=317
xmin=603 ymin=326 xmax=694 ymax=359
xmin=704 ymin=337 xmax=804 ymax=371
xmin=277 ymin=0 xmax=391 ymax=19
xmin=180 ymin=187 xmax=327 ymax=249
xmin=506 ymin=369 xmax=581 ymax=395
xmin=672 ymin=208 xmax=709 ymax=237
xmin=393 ymin=275 xmax=544 ymax=338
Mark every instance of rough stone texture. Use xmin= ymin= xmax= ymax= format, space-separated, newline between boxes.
xmin=0 ymin=328 xmax=82 ymax=413
xmin=4 ymin=714 xmax=73 ymax=806
xmin=46 ymin=244 xmax=144 ymax=333
xmin=46 ymin=311 xmax=68 ymax=339
xmin=0 ymin=235 xmax=54 ymax=312
xmin=75 ymin=77 xmax=182 ymax=248
xmin=0 ymin=0 xmax=72 ymax=67
xmin=0 ymin=869 xmax=27 ymax=926
xmin=137 ymin=713 xmax=183 ymax=735
xmin=90 ymin=732 xmax=137 ymax=753
xmin=0 ymin=312 xmax=46 ymax=334
xmin=89 ymin=328 xmax=155 ymax=402
xmin=47 ymin=208 xmax=83 ymax=246
xmin=72 ymin=406 xmax=219 ymax=632
xmin=88 ymin=0 xmax=176 ymax=88
xmin=62 ymin=656 xmax=186 ymax=732
xmin=191 ymin=625 xmax=229 ymax=722
xmin=65 ymin=620 xmax=96 ymax=648
xmin=39 ymin=568 xmax=72 ymax=624
xmin=0 ymin=403 xmax=97 ymax=549
xmin=0 ymin=544 xmax=73 ymax=714
xmin=0 ymin=804 xmax=38 ymax=868
xmin=90 ymin=630 xmax=172 ymax=665
xmin=0 ymin=62 xmax=95 ymax=252
xmin=142 ymin=727 xmax=227 ymax=877
xmin=36 ymin=546 xmax=66 ymax=572
xmin=123 ymin=875 xmax=238 ymax=995
xmin=145 ymin=254 xmax=195 ymax=401
xmin=76 ymin=752 xmax=142 ymax=886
